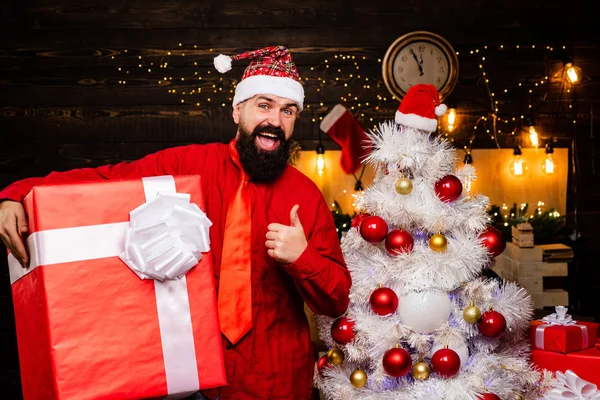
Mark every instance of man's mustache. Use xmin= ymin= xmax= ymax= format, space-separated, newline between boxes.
xmin=252 ymin=125 xmax=285 ymax=140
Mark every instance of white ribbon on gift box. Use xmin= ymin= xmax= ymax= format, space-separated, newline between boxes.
xmin=535 ymin=306 xmax=589 ymax=351
xmin=544 ymin=369 xmax=600 ymax=399
xmin=7 ymin=175 xmax=211 ymax=399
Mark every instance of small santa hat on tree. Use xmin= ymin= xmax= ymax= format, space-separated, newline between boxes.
xmin=213 ymin=45 xmax=304 ymax=111
xmin=395 ymin=83 xmax=447 ymax=132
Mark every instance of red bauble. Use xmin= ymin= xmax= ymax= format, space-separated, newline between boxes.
xmin=369 ymin=287 xmax=399 ymax=316
xmin=479 ymin=226 xmax=506 ymax=257
xmin=478 ymin=310 xmax=507 ymax=338
xmin=478 ymin=394 xmax=501 ymax=400
xmin=351 ymin=213 xmax=370 ymax=229
xmin=431 ymin=348 xmax=461 ymax=378
xmin=359 ymin=216 xmax=388 ymax=243
xmin=382 ymin=347 xmax=412 ymax=377
xmin=385 ymin=229 xmax=414 ymax=255
xmin=435 ymin=175 xmax=463 ymax=202
xmin=330 ymin=317 xmax=356 ymax=344
xmin=317 ymin=355 xmax=330 ymax=375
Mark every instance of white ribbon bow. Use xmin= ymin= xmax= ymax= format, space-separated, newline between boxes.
xmin=544 ymin=370 xmax=600 ymax=399
xmin=542 ymin=305 xmax=577 ymax=326
xmin=119 ymin=191 xmax=212 ymax=281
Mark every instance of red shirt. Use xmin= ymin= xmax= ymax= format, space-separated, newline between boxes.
xmin=0 ymin=141 xmax=351 ymax=400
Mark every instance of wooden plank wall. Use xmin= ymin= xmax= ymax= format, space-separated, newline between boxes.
xmin=1 ymin=1 xmax=599 ymax=397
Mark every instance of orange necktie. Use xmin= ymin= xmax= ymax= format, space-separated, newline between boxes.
xmin=218 ymin=140 xmax=252 ymax=344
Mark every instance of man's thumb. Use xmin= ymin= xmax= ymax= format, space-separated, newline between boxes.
xmin=290 ymin=204 xmax=302 ymax=228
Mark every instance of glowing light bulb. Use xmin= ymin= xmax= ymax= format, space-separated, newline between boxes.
xmin=446 ymin=107 xmax=457 ymax=132
xmin=316 ymin=143 xmax=325 ymax=176
xmin=543 ymin=155 xmax=555 ymax=174
xmin=543 ymin=145 xmax=556 ymax=174
xmin=529 ymin=126 xmax=539 ymax=147
xmin=511 ymin=157 xmax=526 ymax=176
xmin=510 ymin=146 xmax=527 ymax=177
xmin=317 ymin=154 xmax=325 ymax=176
xmin=565 ymin=63 xmax=582 ymax=84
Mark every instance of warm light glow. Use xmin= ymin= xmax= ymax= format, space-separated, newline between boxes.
xmin=317 ymin=154 xmax=325 ymax=176
xmin=446 ymin=108 xmax=457 ymax=132
xmin=510 ymin=156 xmax=527 ymax=176
xmin=463 ymin=178 xmax=472 ymax=192
xmin=543 ymin=154 xmax=556 ymax=174
xmin=529 ymin=126 xmax=539 ymax=147
xmin=565 ymin=63 xmax=582 ymax=84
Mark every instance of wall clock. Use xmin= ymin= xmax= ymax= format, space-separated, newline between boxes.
xmin=382 ymin=31 xmax=459 ymax=101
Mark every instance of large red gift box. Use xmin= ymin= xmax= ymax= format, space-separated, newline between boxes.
xmin=531 ymin=348 xmax=600 ymax=386
xmin=529 ymin=319 xmax=599 ymax=354
xmin=7 ymin=176 xmax=226 ymax=400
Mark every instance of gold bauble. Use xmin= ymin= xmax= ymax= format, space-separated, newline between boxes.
xmin=429 ymin=233 xmax=448 ymax=252
xmin=463 ymin=303 xmax=482 ymax=324
xmin=395 ymin=177 xmax=413 ymax=195
xmin=412 ymin=360 xmax=431 ymax=380
xmin=350 ymin=366 xmax=368 ymax=388
xmin=327 ymin=348 xmax=345 ymax=366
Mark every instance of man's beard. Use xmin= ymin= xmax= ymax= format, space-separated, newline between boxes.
xmin=236 ymin=124 xmax=291 ymax=183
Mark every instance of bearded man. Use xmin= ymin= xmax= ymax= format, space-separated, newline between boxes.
xmin=0 ymin=46 xmax=351 ymax=400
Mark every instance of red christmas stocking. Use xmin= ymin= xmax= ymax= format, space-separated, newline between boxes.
xmin=320 ymin=104 xmax=371 ymax=174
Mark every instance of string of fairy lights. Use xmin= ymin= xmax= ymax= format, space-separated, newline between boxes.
xmin=304 ymin=54 xmax=392 ymax=127
xmin=441 ymin=44 xmax=580 ymax=159
xmin=110 ymin=42 xmax=581 ymax=158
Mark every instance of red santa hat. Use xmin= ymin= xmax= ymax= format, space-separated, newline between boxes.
xmin=213 ymin=45 xmax=304 ymax=111
xmin=395 ymin=83 xmax=447 ymax=132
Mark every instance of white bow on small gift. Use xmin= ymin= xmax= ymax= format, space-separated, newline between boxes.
xmin=542 ymin=306 xmax=577 ymax=326
xmin=119 ymin=191 xmax=212 ymax=281
xmin=544 ymin=370 xmax=600 ymax=399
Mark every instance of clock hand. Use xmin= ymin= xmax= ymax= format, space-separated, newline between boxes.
xmin=410 ymin=49 xmax=424 ymax=76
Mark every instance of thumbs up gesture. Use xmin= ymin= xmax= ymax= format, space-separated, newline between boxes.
xmin=265 ymin=204 xmax=308 ymax=264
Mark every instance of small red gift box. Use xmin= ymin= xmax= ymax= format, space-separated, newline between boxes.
xmin=531 ymin=348 xmax=600 ymax=386
xmin=7 ymin=176 xmax=226 ymax=400
xmin=529 ymin=319 xmax=599 ymax=354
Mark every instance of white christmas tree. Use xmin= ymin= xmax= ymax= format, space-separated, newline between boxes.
xmin=314 ymin=85 xmax=555 ymax=400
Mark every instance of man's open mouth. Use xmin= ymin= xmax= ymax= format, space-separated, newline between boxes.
xmin=256 ymin=132 xmax=281 ymax=151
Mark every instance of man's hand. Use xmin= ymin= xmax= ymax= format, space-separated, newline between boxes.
xmin=0 ymin=200 xmax=29 ymax=267
xmin=265 ymin=204 xmax=308 ymax=264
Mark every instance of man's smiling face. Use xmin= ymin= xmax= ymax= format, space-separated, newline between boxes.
xmin=233 ymin=94 xmax=300 ymax=182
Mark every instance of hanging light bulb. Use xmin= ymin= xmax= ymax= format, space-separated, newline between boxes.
xmin=446 ymin=106 xmax=457 ymax=132
xmin=558 ymin=50 xmax=583 ymax=85
xmin=463 ymin=153 xmax=473 ymax=165
xmin=565 ymin=63 xmax=582 ymax=84
xmin=510 ymin=146 xmax=527 ymax=177
xmin=542 ymin=144 xmax=556 ymax=174
xmin=529 ymin=126 xmax=539 ymax=147
xmin=316 ymin=142 xmax=325 ymax=176
xmin=526 ymin=117 xmax=539 ymax=147
xmin=462 ymin=153 xmax=473 ymax=192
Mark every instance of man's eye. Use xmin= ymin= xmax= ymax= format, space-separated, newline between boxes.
xmin=283 ymin=109 xmax=292 ymax=116
xmin=259 ymin=104 xmax=269 ymax=109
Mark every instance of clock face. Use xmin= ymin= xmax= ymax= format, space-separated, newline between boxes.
xmin=382 ymin=31 xmax=459 ymax=101
xmin=392 ymin=40 xmax=451 ymax=94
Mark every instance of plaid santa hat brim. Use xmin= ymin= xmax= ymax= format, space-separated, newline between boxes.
xmin=233 ymin=75 xmax=304 ymax=111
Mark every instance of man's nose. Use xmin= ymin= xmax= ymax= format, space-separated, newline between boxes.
xmin=266 ymin=110 xmax=282 ymax=127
